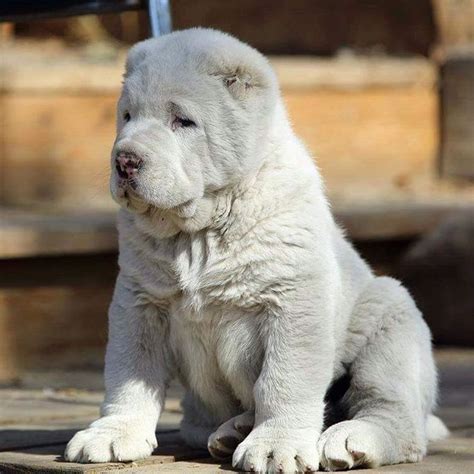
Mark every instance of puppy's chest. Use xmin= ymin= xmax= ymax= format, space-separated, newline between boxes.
xmin=169 ymin=306 xmax=263 ymax=411
xmin=131 ymin=230 xmax=218 ymax=302
xmin=169 ymin=233 xmax=264 ymax=409
xmin=172 ymin=231 xmax=251 ymax=314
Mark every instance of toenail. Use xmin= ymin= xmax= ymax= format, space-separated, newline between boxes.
xmin=218 ymin=436 xmax=239 ymax=450
xmin=350 ymin=450 xmax=365 ymax=461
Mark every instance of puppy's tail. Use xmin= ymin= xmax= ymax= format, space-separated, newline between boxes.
xmin=426 ymin=414 xmax=449 ymax=441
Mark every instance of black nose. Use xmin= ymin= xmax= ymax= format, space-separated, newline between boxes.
xmin=115 ymin=151 xmax=142 ymax=179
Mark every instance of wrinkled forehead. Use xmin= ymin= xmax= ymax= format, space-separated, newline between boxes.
xmin=121 ymin=58 xmax=218 ymax=116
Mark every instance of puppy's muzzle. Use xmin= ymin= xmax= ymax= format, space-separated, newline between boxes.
xmin=115 ymin=151 xmax=142 ymax=180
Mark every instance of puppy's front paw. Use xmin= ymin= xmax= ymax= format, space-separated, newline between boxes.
xmin=64 ymin=415 xmax=157 ymax=463
xmin=232 ymin=425 xmax=319 ymax=473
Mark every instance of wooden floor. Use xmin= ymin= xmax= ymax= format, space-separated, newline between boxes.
xmin=0 ymin=349 xmax=473 ymax=473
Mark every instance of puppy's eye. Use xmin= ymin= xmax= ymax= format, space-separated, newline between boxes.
xmin=172 ymin=116 xmax=196 ymax=130
xmin=123 ymin=112 xmax=131 ymax=122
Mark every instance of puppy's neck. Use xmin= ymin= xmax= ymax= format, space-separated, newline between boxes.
xmin=168 ymin=193 xmax=224 ymax=234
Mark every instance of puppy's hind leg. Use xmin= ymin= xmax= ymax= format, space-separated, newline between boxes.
xmin=319 ymin=277 xmax=439 ymax=471
xmin=179 ymin=392 xmax=219 ymax=449
xmin=180 ymin=391 xmax=254 ymax=460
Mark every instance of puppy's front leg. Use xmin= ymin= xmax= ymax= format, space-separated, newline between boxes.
xmin=233 ymin=288 xmax=335 ymax=473
xmin=65 ymin=274 xmax=172 ymax=463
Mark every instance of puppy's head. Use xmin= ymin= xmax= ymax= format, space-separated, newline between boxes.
xmin=111 ymin=28 xmax=278 ymax=217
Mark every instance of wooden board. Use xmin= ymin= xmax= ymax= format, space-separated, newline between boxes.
xmin=1 ymin=349 xmax=474 ymax=473
xmin=0 ymin=434 xmax=211 ymax=473
xmin=285 ymin=87 xmax=437 ymax=201
xmin=1 ymin=88 xmax=438 ymax=210
xmin=1 ymin=52 xmax=436 ymax=93
xmin=1 ymin=47 xmax=474 ymax=256
xmin=0 ymin=54 xmax=438 ymax=210
xmin=0 ymin=286 xmax=111 ymax=382
xmin=2 ymin=196 xmax=474 ymax=260
xmin=0 ymin=95 xmax=117 ymax=210
xmin=0 ymin=209 xmax=117 ymax=258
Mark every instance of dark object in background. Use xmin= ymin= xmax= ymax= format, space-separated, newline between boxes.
xmin=0 ymin=0 xmax=144 ymax=21
xmin=12 ymin=0 xmax=436 ymax=56
xmin=0 ymin=0 xmax=171 ymax=38
xmin=171 ymin=0 xmax=436 ymax=56
xmin=399 ymin=210 xmax=474 ymax=346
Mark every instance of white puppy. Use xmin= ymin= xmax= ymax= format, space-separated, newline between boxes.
xmin=65 ymin=28 xmax=447 ymax=472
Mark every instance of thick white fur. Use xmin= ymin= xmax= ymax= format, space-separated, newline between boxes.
xmin=64 ymin=29 xmax=446 ymax=472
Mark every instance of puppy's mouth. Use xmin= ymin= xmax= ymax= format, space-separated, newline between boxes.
xmin=113 ymin=176 xmax=198 ymax=220
xmin=111 ymin=151 xmax=201 ymax=217
xmin=112 ymin=170 xmax=144 ymax=209
xmin=117 ymin=175 xmax=138 ymax=191
xmin=112 ymin=182 xmax=149 ymax=216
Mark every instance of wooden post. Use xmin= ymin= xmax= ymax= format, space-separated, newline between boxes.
xmin=433 ymin=0 xmax=474 ymax=178
xmin=0 ymin=23 xmax=14 ymax=42
xmin=440 ymin=53 xmax=474 ymax=178
xmin=432 ymin=0 xmax=474 ymax=54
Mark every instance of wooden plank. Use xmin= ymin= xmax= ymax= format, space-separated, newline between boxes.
xmin=0 ymin=385 xmax=184 ymax=450
xmin=0 ymin=446 xmax=209 ymax=473
xmin=0 ymin=51 xmax=437 ymax=211
xmin=273 ymin=56 xmax=435 ymax=90
xmin=336 ymin=202 xmax=474 ymax=240
xmin=1 ymin=95 xmax=117 ymax=210
xmin=1 ymin=87 xmax=438 ymax=210
xmin=0 ymin=286 xmax=111 ymax=381
xmin=2 ymin=198 xmax=474 ymax=259
xmin=0 ymin=434 xmax=209 ymax=473
xmin=0 ymin=209 xmax=117 ymax=258
xmin=285 ymin=88 xmax=438 ymax=200
xmin=0 ymin=428 xmax=183 ymax=456
xmin=0 ymin=51 xmax=435 ymax=92
xmin=136 ymin=460 xmax=233 ymax=472
xmin=0 ymin=429 xmax=78 ymax=453
xmin=0 ymin=430 xmax=473 ymax=473
xmin=0 ymin=49 xmax=473 ymax=253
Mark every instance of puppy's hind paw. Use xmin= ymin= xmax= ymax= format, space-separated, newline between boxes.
xmin=317 ymin=419 xmax=421 ymax=471
xmin=208 ymin=411 xmax=254 ymax=460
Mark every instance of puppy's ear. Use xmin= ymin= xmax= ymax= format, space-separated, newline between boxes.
xmin=214 ymin=51 xmax=277 ymax=101
xmin=222 ymin=69 xmax=256 ymax=99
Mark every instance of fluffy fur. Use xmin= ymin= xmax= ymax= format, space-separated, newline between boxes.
xmin=64 ymin=28 xmax=447 ymax=472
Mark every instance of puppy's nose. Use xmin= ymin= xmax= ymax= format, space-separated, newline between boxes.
xmin=115 ymin=151 xmax=142 ymax=179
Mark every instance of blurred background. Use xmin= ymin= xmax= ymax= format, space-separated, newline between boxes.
xmin=1 ymin=0 xmax=474 ymax=388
